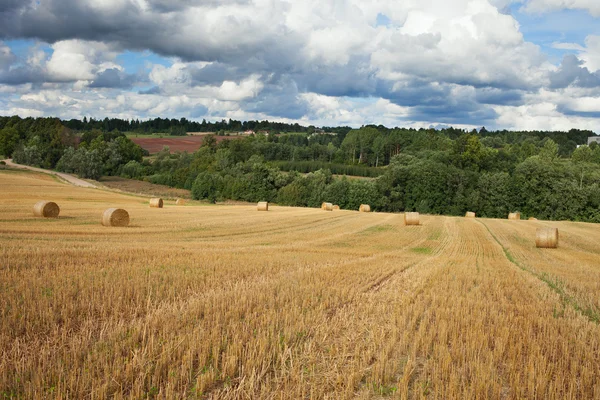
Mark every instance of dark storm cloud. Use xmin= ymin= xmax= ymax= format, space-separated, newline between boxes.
xmin=0 ymin=65 xmax=51 ymax=85
xmin=245 ymin=76 xmax=309 ymax=119
xmin=88 ymin=68 xmax=137 ymax=88
xmin=189 ymin=63 xmax=250 ymax=86
xmin=475 ymin=88 xmax=523 ymax=106
xmin=550 ymin=54 xmax=600 ymax=89
xmin=0 ymin=0 xmax=302 ymax=67
xmin=408 ymin=104 xmax=498 ymax=126
xmin=190 ymin=104 xmax=209 ymax=118
xmin=298 ymin=58 xmax=378 ymax=98
xmin=556 ymin=105 xmax=600 ymax=119
xmin=0 ymin=0 xmax=22 ymax=13
xmin=145 ymin=0 xmax=251 ymax=13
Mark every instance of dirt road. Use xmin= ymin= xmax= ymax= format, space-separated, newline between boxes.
xmin=2 ymin=159 xmax=97 ymax=188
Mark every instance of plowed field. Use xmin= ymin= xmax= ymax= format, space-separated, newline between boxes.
xmin=1 ymin=170 xmax=599 ymax=399
xmin=131 ymin=135 xmax=237 ymax=154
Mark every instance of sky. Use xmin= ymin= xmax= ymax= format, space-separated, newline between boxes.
xmin=1 ymin=0 xmax=600 ymax=131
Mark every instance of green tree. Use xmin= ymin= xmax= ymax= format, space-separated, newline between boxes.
xmin=0 ymin=127 xmax=21 ymax=157
xmin=192 ymin=172 xmax=224 ymax=203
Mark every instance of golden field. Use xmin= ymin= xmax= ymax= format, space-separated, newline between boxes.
xmin=1 ymin=169 xmax=599 ymax=399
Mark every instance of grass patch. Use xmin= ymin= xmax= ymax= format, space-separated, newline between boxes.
xmin=360 ymin=224 xmax=395 ymax=234
xmin=411 ymin=247 xmax=432 ymax=255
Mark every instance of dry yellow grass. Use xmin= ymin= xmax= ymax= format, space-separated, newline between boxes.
xmin=1 ymin=169 xmax=600 ymax=399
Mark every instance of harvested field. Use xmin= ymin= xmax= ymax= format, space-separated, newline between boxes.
xmin=98 ymin=176 xmax=191 ymax=199
xmin=1 ymin=169 xmax=600 ymax=399
xmin=131 ymin=135 xmax=239 ymax=154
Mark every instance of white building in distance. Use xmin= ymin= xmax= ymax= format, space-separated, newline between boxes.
xmin=588 ymin=137 xmax=600 ymax=145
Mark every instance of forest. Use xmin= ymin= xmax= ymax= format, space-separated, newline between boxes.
xmin=2 ymin=115 xmax=600 ymax=222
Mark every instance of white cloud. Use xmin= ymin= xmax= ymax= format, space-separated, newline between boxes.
xmin=522 ymin=0 xmax=600 ymax=17
xmin=46 ymin=40 xmax=120 ymax=82
xmin=552 ymin=42 xmax=585 ymax=51
xmin=2 ymin=0 xmax=600 ymax=129
xmin=578 ymin=35 xmax=600 ymax=72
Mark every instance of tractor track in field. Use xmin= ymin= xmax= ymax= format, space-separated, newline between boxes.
xmin=476 ymin=218 xmax=600 ymax=324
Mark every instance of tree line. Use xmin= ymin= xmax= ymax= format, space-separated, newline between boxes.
xmin=60 ymin=116 xmax=334 ymax=135
xmin=2 ymin=115 xmax=600 ymax=222
xmin=0 ymin=116 xmax=144 ymax=179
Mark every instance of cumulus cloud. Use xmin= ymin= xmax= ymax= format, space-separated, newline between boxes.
xmin=522 ymin=0 xmax=600 ymax=17
xmin=0 ymin=0 xmax=598 ymax=129
xmin=550 ymin=54 xmax=600 ymax=88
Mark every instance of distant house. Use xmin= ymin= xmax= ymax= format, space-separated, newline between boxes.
xmin=588 ymin=137 xmax=600 ymax=145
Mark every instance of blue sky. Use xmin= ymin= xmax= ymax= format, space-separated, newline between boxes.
xmin=1 ymin=0 xmax=600 ymax=131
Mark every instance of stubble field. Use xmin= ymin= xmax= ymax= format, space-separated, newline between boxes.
xmin=1 ymin=170 xmax=599 ymax=399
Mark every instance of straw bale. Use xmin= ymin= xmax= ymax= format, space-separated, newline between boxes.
xmin=359 ymin=204 xmax=371 ymax=213
xmin=321 ymin=202 xmax=333 ymax=211
xmin=404 ymin=212 xmax=420 ymax=226
xmin=332 ymin=205 xmax=340 ymax=210
xmin=33 ymin=201 xmax=60 ymax=218
xmin=257 ymin=201 xmax=269 ymax=211
xmin=536 ymin=228 xmax=559 ymax=248
xmin=508 ymin=212 xmax=521 ymax=220
xmin=149 ymin=198 xmax=163 ymax=208
xmin=176 ymin=198 xmax=186 ymax=206
xmin=102 ymin=208 xmax=130 ymax=227
xmin=465 ymin=211 xmax=476 ymax=218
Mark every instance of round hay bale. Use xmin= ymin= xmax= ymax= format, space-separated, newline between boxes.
xmin=528 ymin=217 xmax=538 ymax=221
xmin=102 ymin=208 xmax=130 ymax=227
xmin=536 ymin=228 xmax=558 ymax=248
xmin=33 ymin=201 xmax=60 ymax=218
xmin=359 ymin=204 xmax=371 ymax=213
xmin=149 ymin=198 xmax=163 ymax=208
xmin=176 ymin=198 xmax=186 ymax=206
xmin=404 ymin=212 xmax=420 ymax=226
xmin=465 ymin=211 xmax=476 ymax=218
xmin=321 ymin=202 xmax=333 ymax=211
xmin=508 ymin=212 xmax=521 ymax=220
xmin=332 ymin=205 xmax=340 ymax=210
xmin=257 ymin=201 xmax=269 ymax=211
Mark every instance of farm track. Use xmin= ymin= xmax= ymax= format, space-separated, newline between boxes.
xmin=1 ymin=170 xmax=600 ymax=399
xmin=479 ymin=218 xmax=600 ymax=321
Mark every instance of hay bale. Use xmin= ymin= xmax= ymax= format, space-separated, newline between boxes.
xmin=404 ymin=212 xmax=420 ymax=226
xmin=257 ymin=201 xmax=269 ymax=211
xmin=102 ymin=208 xmax=129 ymax=227
xmin=359 ymin=204 xmax=371 ymax=213
xmin=332 ymin=205 xmax=340 ymax=210
xmin=536 ymin=228 xmax=558 ymax=248
xmin=33 ymin=201 xmax=60 ymax=218
xmin=508 ymin=212 xmax=521 ymax=220
xmin=149 ymin=198 xmax=163 ymax=208
xmin=465 ymin=211 xmax=476 ymax=218
xmin=321 ymin=202 xmax=333 ymax=211
xmin=176 ymin=198 xmax=186 ymax=206
xmin=528 ymin=217 xmax=538 ymax=221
